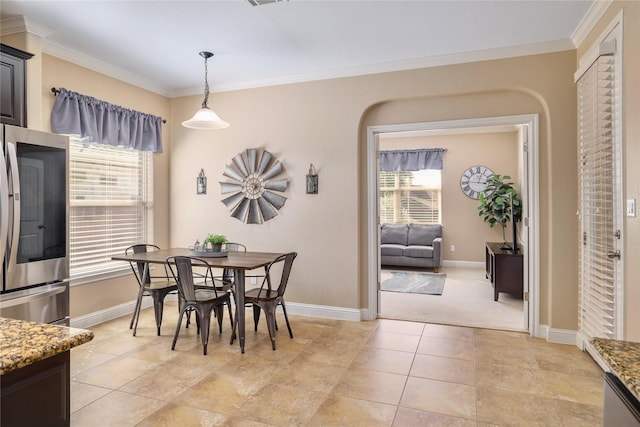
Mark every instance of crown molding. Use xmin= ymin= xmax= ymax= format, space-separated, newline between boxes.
xmin=170 ymin=39 xmax=575 ymax=97
xmin=36 ymin=33 xmax=573 ymax=99
xmin=0 ymin=15 xmax=55 ymax=38
xmin=41 ymin=40 xmax=170 ymax=97
xmin=571 ymin=0 xmax=613 ymax=48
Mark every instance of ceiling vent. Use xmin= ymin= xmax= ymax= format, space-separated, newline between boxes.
xmin=247 ymin=0 xmax=286 ymax=6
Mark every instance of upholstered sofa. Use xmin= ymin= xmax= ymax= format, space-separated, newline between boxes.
xmin=380 ymin=224 xmax=443 ymax=272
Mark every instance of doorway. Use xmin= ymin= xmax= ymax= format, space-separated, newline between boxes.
xmin=365 ymin=115 xmax=540 ymax=336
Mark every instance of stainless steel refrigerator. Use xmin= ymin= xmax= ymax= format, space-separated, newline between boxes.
xmin=0 ymin=124 xmax=70 ymax=325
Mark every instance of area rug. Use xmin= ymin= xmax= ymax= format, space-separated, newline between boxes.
xmin=381 ymin=271 xmax=446 ymax=295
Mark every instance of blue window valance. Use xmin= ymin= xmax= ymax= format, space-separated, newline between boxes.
xmin=379 ymin=148 xmax=445 ymax=171
xmin=50 ymin=88 xmax=163 ymax=153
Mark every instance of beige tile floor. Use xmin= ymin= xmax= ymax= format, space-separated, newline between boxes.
xmin=70 ymin=302 xmax=605 ymax=426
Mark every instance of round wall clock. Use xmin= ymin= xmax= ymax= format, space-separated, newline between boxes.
xmin=219 ymin=148 xmax=288 ymax=224
xmin=460 ymin=165 xmax=494 ymax=199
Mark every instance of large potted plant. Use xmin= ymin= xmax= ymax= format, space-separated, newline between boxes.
xmin=477 ymin=174 xmax=522 ymax=247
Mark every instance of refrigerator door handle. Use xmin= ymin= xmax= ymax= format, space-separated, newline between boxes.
xmin=0 ymin=281 xmax=69 ymax=309
xmin=6 ymin=142 xmax=20 ymax=271
xmin=0 ymin=142 xmax=8 ymax=264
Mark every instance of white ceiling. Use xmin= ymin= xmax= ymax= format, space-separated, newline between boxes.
xmin=1 ymin=0 xmax=597 ymax=98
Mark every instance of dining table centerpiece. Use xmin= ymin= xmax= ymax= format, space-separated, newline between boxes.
xmin=204 ymin=234 xmax=228 ymax=252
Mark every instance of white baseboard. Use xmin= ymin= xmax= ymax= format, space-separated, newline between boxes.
xmin=71 ymin=297 xmax=361 ymax=329
xmin=70 ymin=299 xmax=151 ymax=329
xmin=538 ymin=324 xmax=578 ymax=346
xmin=441 ymin=260 xmax=484 ymax=269
xmin=285 ymin=302 xmax=361 ymax=321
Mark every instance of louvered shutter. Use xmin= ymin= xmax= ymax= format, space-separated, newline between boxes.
xmin=578 ymin=54 xmax=616 ymax=339
xmin=69 ymin=138 xmax=153 ymax=280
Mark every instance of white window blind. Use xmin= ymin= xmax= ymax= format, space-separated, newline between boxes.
xmin=69 ymin=137 xmax=153 ymax=280
xmin=578 ymin=54 xmax=616 ymax=339
xmin=379 ymin=170 xmax=441 ymax=225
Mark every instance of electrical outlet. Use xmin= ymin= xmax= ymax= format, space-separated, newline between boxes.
xmin=627 ymin=198 xmax=637 ymax=217
xmin=450 ymin=245 xmax=455 ymax=252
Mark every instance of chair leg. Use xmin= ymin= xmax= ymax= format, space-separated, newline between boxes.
xmin=226 ymin=301 xmax=234 ymax=331
xmin=230 ymin=311 xmax=237 ymax=345
xmin=280 ymin=300 xmax=294 ymax=339
xmin=215 ymin=305 xmax=224 ymax=334
xmin=172 ymin=308 xmax=188 ymax=350
xmin=199 ymin=304 xmax=214 ymax=356
xmin=252 ymin=304 xmax=261 ymax=331
xmin=262 ymin=304 xmax=277 ymax=350
xmin=131 ymin=287 xmax=146 ymax=336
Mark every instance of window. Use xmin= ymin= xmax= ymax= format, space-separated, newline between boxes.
xmin=379 ymin=169 xmax=441 ymax=224
xmin=69 ymin=136 xmax=153 ymax=281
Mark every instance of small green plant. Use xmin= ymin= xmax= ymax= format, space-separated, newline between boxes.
xmin=204 ymin=234 xmax=228 ymax=245
xmin=477 ymin=174 xmax=522 ymax=241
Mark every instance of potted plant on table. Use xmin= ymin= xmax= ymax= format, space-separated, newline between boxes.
xmin=477 ymin=174 xmax=522 ymax=249
xmin=204 ymin=234 xmax=228 ymax=252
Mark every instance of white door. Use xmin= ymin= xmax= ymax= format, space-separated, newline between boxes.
xmin=577 ymin=30 xmax=623 ymax=343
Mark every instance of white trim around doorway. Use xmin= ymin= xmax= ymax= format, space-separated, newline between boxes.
xmin=364 ymin=114 xmax=541 ymax=338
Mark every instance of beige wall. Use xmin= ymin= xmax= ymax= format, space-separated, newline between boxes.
xmin=577 ymin=1 xmax=640 ymax=341
xmin=9 ymin=0 xmax=639 ymax=338
xmin=380 ymin=132 xmax=520 ymax=262
xmin=38 ymin=55 xmax=172 ymax=318
xmin=171 ymin=52 xmax=576 ymax=329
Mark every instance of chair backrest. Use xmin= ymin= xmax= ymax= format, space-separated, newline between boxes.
xmin=222 ymin=242 xmax=247 ymax=282
xmin=125 ymin=244 xmax=160 ymax=285
xmin=225 ymin=242 xmax=247 ymax=252
xmin=259 ymin=252 xmax=297 ymax=298
xmin=167 ymin=256 xmax=218 ymax=302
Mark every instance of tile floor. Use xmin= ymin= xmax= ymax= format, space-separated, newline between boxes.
xmin=70 ymin=302 xmax=605 ymax=426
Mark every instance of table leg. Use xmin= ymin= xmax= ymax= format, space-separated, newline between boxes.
xmin=234 ymin=269 xmax=246 ymax=353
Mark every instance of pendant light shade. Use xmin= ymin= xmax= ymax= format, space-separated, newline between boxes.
xmin=182 ymin=51 xmax=230 ymax=130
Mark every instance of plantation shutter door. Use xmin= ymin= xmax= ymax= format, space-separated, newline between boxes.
xmin=577 ymin=53 xmax=617 ymax=340
xmin=69 ymin=138 xmax=152 ymax=279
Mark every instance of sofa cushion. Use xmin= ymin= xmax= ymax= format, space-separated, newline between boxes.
xmin=404 ymin=245 xmax=434 ymax=258
xmin=381 ymin=224 xmax=408 ymax=245
xmin=381 ymin=244 xmax=405 ymax=257
xmin=408 ymin=224 xmax=441 ymax=246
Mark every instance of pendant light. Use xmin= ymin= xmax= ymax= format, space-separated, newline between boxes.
xmin=182 ymin=51 xmax=230 ymax=130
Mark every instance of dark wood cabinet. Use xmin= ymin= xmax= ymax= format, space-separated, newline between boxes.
xmin=485 ymin=242 xmax=523 ymax=301
xmin=1 ymin=43 xmax=33 ymax=127
xmin=1 ymin=350 xmax=70 ymax=426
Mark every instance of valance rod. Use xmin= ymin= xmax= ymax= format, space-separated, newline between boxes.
xmin=50 ymin=87 xmax=166 ymax=124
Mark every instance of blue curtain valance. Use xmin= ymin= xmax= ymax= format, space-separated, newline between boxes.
xmin=379 ymin=148 xmax=445 ymax=171
xmin=50 ymin=88 xmax=163 ymax=153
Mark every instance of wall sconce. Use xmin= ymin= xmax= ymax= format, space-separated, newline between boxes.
xmin=306 ymin=163 xmax=318 ymax=194
xmin=197 ymin=169 xmax=207 ymax=195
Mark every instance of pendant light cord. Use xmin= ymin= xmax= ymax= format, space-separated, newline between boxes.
xmin=202 ymin=54 xmax=210 ymax=109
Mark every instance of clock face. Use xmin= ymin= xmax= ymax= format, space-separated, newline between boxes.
xmin=460 ymin=165 xmax=494 ymax=199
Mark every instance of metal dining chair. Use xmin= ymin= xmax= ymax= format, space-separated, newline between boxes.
xmin=232 ymin=252 xmax=297 ymax=350
xmin=166 ymin=256 xmax=234 ymax=355
xmin=125 ymin=244 xmax=177 ymax=336
xmin=218 ymin=242 xmax=247 ymax=289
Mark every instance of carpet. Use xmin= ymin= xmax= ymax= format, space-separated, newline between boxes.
xmin=381 ymin=271 xmax=446 ymax=295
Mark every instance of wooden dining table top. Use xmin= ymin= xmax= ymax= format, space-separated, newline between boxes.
xmin=112 ymin=248 xmax=285 ymax=270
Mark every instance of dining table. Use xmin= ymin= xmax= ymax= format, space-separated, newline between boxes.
xmin=112 ymin=248 xmax=285 ymax=353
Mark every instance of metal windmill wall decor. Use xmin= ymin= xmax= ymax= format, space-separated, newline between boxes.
xmin=219 ymin=148 xmax=288 ymax=224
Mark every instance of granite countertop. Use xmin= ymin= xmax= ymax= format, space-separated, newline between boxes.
xmin=591 ymin=337 xmax=640 ymax=401
xmin=0 ymin=317 xmax=94 ymax=375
